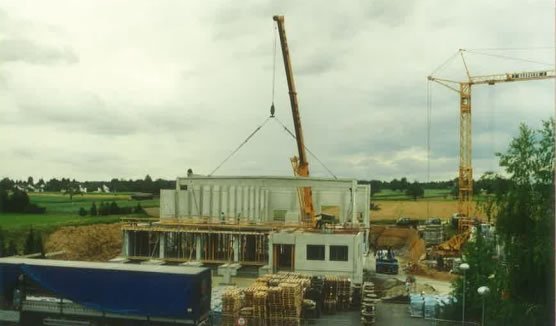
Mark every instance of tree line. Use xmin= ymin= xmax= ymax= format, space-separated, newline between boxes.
xmin=0 ymin=188 xmax=46 ymax=214
xmin=0 ymin=175 xmax=175 ymax=194
xmin=0 ymin=227 xmax=44 ymax=257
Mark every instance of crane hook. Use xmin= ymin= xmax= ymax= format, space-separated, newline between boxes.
xmin=270 ymin=103 xmax=275 ymax=117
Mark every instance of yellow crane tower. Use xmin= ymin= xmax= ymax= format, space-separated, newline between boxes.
xmin=428 ymin=50 xmax=555 ymax=222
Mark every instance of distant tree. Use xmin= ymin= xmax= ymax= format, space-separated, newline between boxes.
xmin=27 ymin=176 xmax=34 ymax=186
xmin=390 ymin=178 xmax=400 ymax=191
xmin=90 ymin=202 xmax=98 ymax=216
xmin=24 ymin=228 xmax=35 ymax=255
xmin=63 ymin=181 xmax=83 ymax=201
xmin=34 ymin=232 xmax=44 ymax=257
xmin=109 ymin=201 xmax=119 ymax=215
xmin=9 ymin=189 xmax=30 ymax=212
xmin=0 ymin=177 xmax=14 ymax=191
xmin=0 ymin=227 xmax=5 ymax=257
xmin=134 ymin=202 xmax=143 ymax=214
xmin=0 ymin=189 xmax=8 ymax=213
xmin=6 ymin=240 xmax=17 ymax=256
xmin=399 ymin=177 xmax=409 ymax=191
xmin=405 ymin=182 xmax=424 ymax=200
xmin=78 ymin=207 xmax=87 ymax=216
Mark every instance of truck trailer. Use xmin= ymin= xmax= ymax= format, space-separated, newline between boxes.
xmin=0 ymin=258 xmax=211 ymax=326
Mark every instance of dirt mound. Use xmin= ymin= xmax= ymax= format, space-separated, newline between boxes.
xmin=45 ymin=223 xmax=122 ymax=262
xmin=370 ymin=226 xmax=426 ymax=262
xmin=405 ymin=262 xmax=456 ymax=282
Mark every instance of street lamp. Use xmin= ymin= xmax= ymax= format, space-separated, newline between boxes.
xmin=459 ymin=263 xmax=470 ymax=325
xmin=478 ymin=286 xmax=490 ymax=325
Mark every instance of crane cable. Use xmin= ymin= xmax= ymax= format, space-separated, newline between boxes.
xmin=272 ymin=116 xmax=338 ymax=179
xmin=208 ymin=117 xmax=272 ymax=176
xmin=463 ymin=49 xmax=554 ymax=67
xmin=426 ymin=79 xmax=432 ymax=219
xmin=270 ymin=24 xmax=277 ymax=117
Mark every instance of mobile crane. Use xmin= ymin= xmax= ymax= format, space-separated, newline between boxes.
xmin=428 ymin=50 xmax=554 ymax=225
xmin=273 ymin=15 xmax=315 ymax=226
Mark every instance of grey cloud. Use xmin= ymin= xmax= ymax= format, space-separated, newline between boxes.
xmin=364 ymin=0 xmax=416 ymax=27
xmin=0 ymin=38 xmax=78 ymax=65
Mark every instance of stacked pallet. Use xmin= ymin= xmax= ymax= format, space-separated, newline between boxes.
xmin=253 ymin=291 xmax=268 ymax=326
xmin=280 ymin=282 xmax=302 ymax=326
xmin=360 ymin=282 xmax=378 ymax=325
xmin=267 ymin=286 xmax=284 ymax=326
xmin=336 ymin=277 xmax=351 ymax=311
xmin=222 ymin=288 xmax=242 ymax=326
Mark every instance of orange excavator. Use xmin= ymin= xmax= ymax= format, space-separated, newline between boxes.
xmin=273 ymin=15 xmax=315 ymax=226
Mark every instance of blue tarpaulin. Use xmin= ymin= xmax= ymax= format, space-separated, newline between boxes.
xmin=0 ymin=258 xmax=211 ymax=320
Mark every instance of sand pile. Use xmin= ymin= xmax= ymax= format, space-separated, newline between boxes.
xmin=45 ymin=223 xmax=122 ymax=261
xmin=371 ymin=226 xmax=426 ymax=262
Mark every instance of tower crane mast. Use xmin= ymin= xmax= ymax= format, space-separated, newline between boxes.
xmin=428 ymin=53 xmax=555 ymax=221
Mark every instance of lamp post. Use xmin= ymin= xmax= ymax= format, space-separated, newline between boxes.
xmin=477 ymin=286 xmax=490 ymax=325
xmin=459 ymin=263 xmax=470 ymax=325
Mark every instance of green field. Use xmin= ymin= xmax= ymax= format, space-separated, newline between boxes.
xmin=0 ymin=192 xmax=159 ymax=250
xmin=372 ymin=189 xmax=453 ymax=201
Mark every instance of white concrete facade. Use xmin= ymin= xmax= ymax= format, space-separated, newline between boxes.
xmin=160 ymin=176 xmax=370 ymax=227
xmin=269 ymin=231 xmax=365 ymax=283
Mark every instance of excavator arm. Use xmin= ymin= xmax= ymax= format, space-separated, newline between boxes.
xmin=273 ymin=15 xmax=315 ymax=225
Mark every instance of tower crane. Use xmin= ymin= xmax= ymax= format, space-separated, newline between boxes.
xmin=273 ymin=15 xmax=315 ymax=226
xmin=428 ymin=50 xmax=555 ymax=222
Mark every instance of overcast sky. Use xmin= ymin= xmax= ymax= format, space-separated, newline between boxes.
xmin=0 ymin=0 xmax=554 ymax=182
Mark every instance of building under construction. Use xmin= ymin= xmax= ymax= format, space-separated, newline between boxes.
xmin=122 ymin=175 xmax=370 ymax=282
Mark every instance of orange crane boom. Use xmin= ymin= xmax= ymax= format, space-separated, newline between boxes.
xmin=273 ymin=15 xmax=315 ymax=225
xmin=429 ymin=51 xmax=555 ymax=219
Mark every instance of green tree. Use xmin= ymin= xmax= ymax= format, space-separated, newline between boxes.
xmin=78 ymin=207 xmax=87 ymax=216
xmin=6 ymin=240 xmax=17 ymax=256
xmin=490 ymin=120 xmax=555 ymax=325
xmin=0 ymin=227 xmax=5 ymax=257
xmin=34 ymin=232 xmax=44 ymax=257
xmin=405 ymin=182 xmax=424 ymax=200
xmin=134 ymin=202 xmax=143 ymax=214
xmin=90 ymin=202 xmax=98 ymax=216
xmin=447 ymin=229 xmax=498 ymax=323
xmin=24 ymin=227 xmax=35 ymax=255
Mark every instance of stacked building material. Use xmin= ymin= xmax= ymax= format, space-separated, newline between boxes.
xmin=423 ymin=224 xmax=443 ymax=245
xmin=361 ymin=282 xmax=377 ymax=325
xmin=221 ymin=288 xmax=242 ymax=326
xmin=336 ymin=277 xmax=351 ymax=311
xmin=280 ymin=282 xmax=302 ymax=326
xmin=267 ymin=286 xmax=284 ymax=326
xmin=350 ymin=282 xmax=362 ymax=310
xmin=253 ymin=291 xmax=268 ymax=326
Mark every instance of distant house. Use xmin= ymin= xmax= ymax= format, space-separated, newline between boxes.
xmin=102 ymin=185 xmax=110 ymax=193
xmin=79 ymin=185 xmax=87 ymax=193
xmin=131 ymin=193 xmax=155 ymax=201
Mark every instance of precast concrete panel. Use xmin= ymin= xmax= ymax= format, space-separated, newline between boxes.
xmin=161 ymin=176 xmax=370 ymax=225
xmin=160 ymin=190 xmax=176 ymax=218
